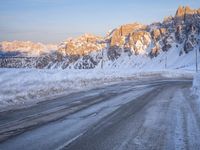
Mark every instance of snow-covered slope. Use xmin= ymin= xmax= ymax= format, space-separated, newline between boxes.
xmin=193 ymin=72 xmax=200 ymax=98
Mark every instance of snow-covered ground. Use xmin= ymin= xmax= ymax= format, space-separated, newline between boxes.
xmin=0 ymin=68 xmax=194 ymax=111
xmin=193 ymin=72 xmax=200 ymax=101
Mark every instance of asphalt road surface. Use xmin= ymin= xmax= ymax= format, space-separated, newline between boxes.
xmin=0 ymin=77 xmax=200 ymax=150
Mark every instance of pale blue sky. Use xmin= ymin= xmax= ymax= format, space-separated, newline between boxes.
xmin=0 ymin=0 xmax=199 ymax=44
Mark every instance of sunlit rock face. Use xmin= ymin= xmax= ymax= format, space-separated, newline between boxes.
xmin=128 ymin=31 xmax=151 ymax=54
xmin=55 ymin=34 xmax=107 ymax=69
xmin=109 ymin=23 xmax=147 ymax=47
xmin=58 ymin=34 xmax=106 ymax=56
xmin=107 ymin=23 xmax=150 ymax=58
xmin=175 ymin=6 xmax=200 ymax=25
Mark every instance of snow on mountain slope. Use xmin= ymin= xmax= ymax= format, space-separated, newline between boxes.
xmin=0 ymin=6 xmax=199 ymax=70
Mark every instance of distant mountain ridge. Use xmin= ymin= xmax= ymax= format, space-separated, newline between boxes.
xmin=0 ymin=6 xmax=200 ymax=69
xmin=0 ymin=41 xmax=57 ymax=57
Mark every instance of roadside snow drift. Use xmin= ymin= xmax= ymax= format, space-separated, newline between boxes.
xmin=193 ymin=72 xmax=200 ymax=99
xmin=0 ymin=68 xmax=194 ymax=110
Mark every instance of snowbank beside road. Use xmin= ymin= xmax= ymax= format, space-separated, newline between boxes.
xmin=0 ymin=68 xmax=194 ymax=111
xmin=193 ymin=73 xmax=200 ymax=99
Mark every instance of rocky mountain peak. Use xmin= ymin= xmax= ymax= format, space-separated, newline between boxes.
xmin=110 ymin=23 xmax=146 ymax=47
xmin=58 ymin=34 xmax=106 ymax=57
xmin=0 ymin=41 xmax=57 ymax=57
xmin=175 ymin=6 xmax=197 ymax=17
xmin=175 ymin=6 xmax=185 ymax=17
xmin=175 ymin=6 xmax=199 ymax=24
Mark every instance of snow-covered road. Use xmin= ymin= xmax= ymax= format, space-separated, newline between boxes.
xmin=0 ymin=77 xmax=199 ymax=150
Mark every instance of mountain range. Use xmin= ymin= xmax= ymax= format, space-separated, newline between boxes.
xmin=0 ymin=6 xmax=199 ymax=70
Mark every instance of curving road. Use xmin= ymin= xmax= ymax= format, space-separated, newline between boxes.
xmin=0 ymin=77 xmax=200 ymax=150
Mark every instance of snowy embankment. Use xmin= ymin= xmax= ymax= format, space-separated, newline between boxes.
xmin=0 ymin=68 xmax=194 ymax=111
xmin=193 ymin=72 xmax=200 ymax=101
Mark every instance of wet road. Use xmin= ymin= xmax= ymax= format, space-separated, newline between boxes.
xmin=1 ymin=77 xmax=200 ymax=150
